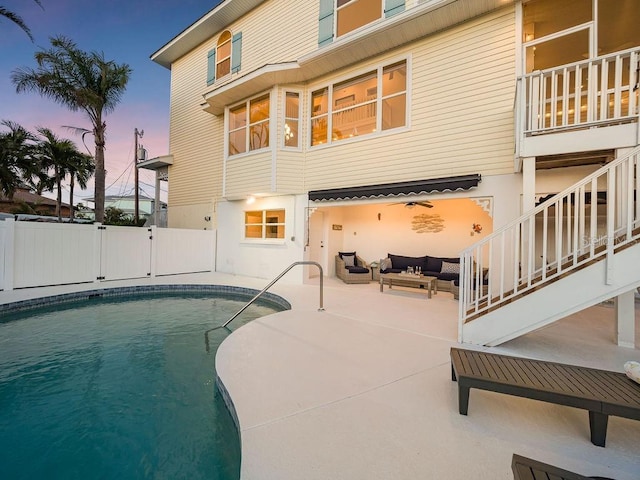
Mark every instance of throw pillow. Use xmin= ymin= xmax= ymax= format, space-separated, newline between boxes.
xmin=440 ymin=261 xmax=460 ymax=275
xmin=380 ymin=257 xmax=392 ymax=271
xmin=624 ymin=361 xmax=640 ymax=385
xmin=342 ymin=255 xmax=355 ymax=267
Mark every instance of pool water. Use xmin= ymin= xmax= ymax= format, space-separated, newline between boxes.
xmin=0 ymin=293 xmax=280 ymax=480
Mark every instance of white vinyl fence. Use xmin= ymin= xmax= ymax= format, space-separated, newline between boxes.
xmin=0 ymin=219 xmax=216 ymax=291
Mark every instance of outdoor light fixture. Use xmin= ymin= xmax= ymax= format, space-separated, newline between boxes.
xmin=247 ymin=196 xmax=256 ymax=205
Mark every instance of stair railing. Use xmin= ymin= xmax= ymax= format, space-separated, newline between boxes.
xmin=459 ymin=145 xmax=640 ymax=330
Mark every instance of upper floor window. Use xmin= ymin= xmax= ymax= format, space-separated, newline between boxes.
xmin=337 ymin=0 xmax=383 ymax=37
xmin=283 ymin=92 xmax=300 ymax=149
xmin=228 ymin=94 xmax=270 ymax=156
xmin=245 ymin=209 xmax=285 ymax=239
xmin=522 ymin=0 xmax=640 ymax=72
xmin=207 ymin=31 xmax=243 ymax=85
xmin=318 ymin=0 xmax=405 ymax=46
xmin=216 ymin=31 xmax=232 ymax=79
xmin=310 ymin=60 xmax=407 ymax=146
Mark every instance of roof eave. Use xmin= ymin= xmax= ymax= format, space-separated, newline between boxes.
xmin=151 ymin=0 xmax=265 ymax=69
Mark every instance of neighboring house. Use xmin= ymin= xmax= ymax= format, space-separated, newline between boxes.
xmin=151 ymin=0 xmax=640 ymax=345
xmin=85 ymin=195 xmax=167 ymax=222
xmin=0 ymin=186 xmax=72 ymax=217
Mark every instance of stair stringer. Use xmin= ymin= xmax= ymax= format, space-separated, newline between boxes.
xmin=460 ymin=242 xmax=640 ymax=347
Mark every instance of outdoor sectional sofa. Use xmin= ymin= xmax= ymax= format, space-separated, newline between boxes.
xmin=379 ymin=253 xmax=460 ymax=292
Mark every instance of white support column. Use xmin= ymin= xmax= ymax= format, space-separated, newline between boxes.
xmin=154 ymin=171 xmax=161 ymax=226
xmin=520 ymin=157 xmax=536 ymax=277
xmin=522 ymin=157 xmax=536 ymax=213
xmin=615 ymin=289 xmax=636 ymax=348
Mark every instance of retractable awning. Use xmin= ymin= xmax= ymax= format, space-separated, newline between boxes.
xmin=308 ymin=174 xmax=481 ymax=202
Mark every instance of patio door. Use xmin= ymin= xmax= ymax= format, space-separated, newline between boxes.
xmin=307 ymin=210 xmax=326 ymax=278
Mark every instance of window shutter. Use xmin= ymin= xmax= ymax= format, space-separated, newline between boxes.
xmin=384 ymin=0 xmax=405 ymax=18
xmin=207 ymin=49 xmax=216 ymax=85
xmin=231 ymin=32 xmax=242 ymax=73
xmin=318 ymin=0 xmax=334 ymax=47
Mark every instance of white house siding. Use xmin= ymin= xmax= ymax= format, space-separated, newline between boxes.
xmin=167 ymin=52 xmax=222 ymax=229
xmin=225 ymin=151 xmax=273 ymax=198
xmin=304 ymin=7 xmax=516 ymax=192
xmin=167 ymin=0 xmax=319 ymax=227
xmin=203 ymin=0 xmax=319 ymax=94
xmin=275 ymin=150 xmax=305 ymax=194
xmin=215 ymin=194 xmax=307 ymax=281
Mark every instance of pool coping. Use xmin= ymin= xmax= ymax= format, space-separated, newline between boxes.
xmin=0 ymin=283 xmax=292 ymax=315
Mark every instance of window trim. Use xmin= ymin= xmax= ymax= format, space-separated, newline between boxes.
xmin=243 ymin=208 xmax=286 ymax=241
xmin=308 ymin=57 xmax=410 ymax=149
xmin=225 ymin=90 xmax=273 ymax=159
xmin=282 ymin=89 xmax=302 ymax=151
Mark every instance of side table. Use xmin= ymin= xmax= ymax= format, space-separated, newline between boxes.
xmin=369 ymin=262 xmax=380 ymax=281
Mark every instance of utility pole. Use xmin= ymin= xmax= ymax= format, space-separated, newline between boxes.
xmin=134 ymin=128 xmax=144 ymax=224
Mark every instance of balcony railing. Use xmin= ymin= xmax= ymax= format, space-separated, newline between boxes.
xmin=518 ymin=48 xmax=640 ymax=136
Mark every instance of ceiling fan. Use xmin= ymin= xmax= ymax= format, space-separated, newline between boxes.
xmin=387 ymin=200 xmax=433 ymax=209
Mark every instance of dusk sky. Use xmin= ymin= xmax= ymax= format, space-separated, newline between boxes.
xmin=1 ymin=0 xmax=222 ymax=205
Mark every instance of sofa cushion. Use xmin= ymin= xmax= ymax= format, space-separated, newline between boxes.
xmin=382 ymin=268 xmax=403 ymax=274
xmin=437 ymin=272 xmax=459 ymax=281
xmin=347 ymin=266 xmax=369 ymax=274
xmin=388 ymin=253 xmax=427 ymax=271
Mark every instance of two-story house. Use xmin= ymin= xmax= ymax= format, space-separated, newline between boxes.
xmin=151 ymin=0 xmax=640 ymax=346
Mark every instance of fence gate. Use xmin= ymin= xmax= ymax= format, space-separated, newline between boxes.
xmin=99 ymin=226 xmax=152 ymax=281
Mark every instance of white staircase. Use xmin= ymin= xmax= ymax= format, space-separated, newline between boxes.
xmin=459 ymin=146 xmax=640 ymax=346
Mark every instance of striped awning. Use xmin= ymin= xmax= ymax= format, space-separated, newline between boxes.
xmin=308 ymin=174 xmax=481 ymax=202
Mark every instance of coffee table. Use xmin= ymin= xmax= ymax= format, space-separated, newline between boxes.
xmin=379 ymin=273 xmax=438 ymax=299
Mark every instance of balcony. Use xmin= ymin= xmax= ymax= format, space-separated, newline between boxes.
xmin=516 ymin=48 xmax=640 ymax=160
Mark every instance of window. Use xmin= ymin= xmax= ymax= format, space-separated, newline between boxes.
xmin=310 ymin=60 xmax=407 ymax=146
xmin=318 ymin=0 xmax=405 ymax=46
xmin=522 ymin=0 xmax=640 ymax=72
xmin=228 ymin=94 xmax=270 ymax=156
xmin=245 ymin=210 xmax=285 ymax=239
xmin=337 ymin=0 xmax=383 ymax=37
xmin=207 ymin=31 xmax=243 ymax=85
xmin=283 ymin=92 xmax=300 ymax=148
xmin=216 ymin=31 xmax=232 ymax=79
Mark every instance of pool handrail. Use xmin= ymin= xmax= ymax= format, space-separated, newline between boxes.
xmin=205 ymin=261 xmax=324 ymax=351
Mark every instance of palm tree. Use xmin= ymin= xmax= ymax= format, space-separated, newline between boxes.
xmin=0 ymin=1 xmax=43 ymax=41
xmin=11 ymin=35 xmax=131 ymax=222
xmin=0 ymin=120 xmax=38 ymax=197
xmin=35 ymin=127 xmax=91 ymax=222
xmin=67 ymin=152 xmax=94 ymax=221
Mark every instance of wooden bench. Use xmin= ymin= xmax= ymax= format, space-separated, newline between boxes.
xmin=450 ymin=347 xmax=640 ymax=447
xmin=511 ymin=454 xmax=614 ymax=480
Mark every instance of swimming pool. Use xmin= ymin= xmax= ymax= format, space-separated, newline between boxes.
xmin=0 ymin=287 xmax=288 ymax=480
